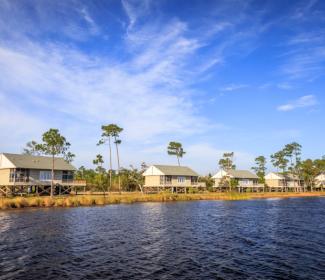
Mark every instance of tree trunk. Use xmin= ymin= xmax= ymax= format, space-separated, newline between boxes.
xmin=108 ymin=136 xmax=112 ymax=193
xmin=138 ymin=184 xmax=144 ymax=194
xmin=177 ymin=155 xmax=180 ymax=166
xmin=114 ymin=136 xmax=121 ymax=194
xmin=51 ymin=154 xmax=54 ymax=198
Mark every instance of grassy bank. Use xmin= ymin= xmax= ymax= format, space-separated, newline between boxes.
xmin=0 ymin=192 xmax=324 ymax=210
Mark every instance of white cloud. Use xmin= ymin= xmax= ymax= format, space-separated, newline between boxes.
xmin=121 ymin=0 xmax=151 ymax=31
xmin=220 ymin=84 xmax=248 ymax=92
xmin=277 ymin=83 xmax=293 ymax=90
xmin=0 ymin=13 xmax=225 ymax=171
xmin=2 ymin=0 xmax=317 ymax=173
xmin=277 ymin=95 xmax=317 ymax=111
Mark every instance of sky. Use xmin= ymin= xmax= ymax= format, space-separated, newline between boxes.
xmin=0 ymin=0 xmax=324 ymax=175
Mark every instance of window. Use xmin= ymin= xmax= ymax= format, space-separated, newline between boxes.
xmin=39 ymin=171 xmax=52 ymax=181
xmin=165 ymin=176 xmax=172 ymax=184
xmin=191 ymin=176 xmax=198 ymax=185
xmin=191 ymin=176 xmax=197 ymax=183
xmin=62 ymin=171 xmax=73 ymax=182
xmin=9 ymin=168 xmax=29 ymax=182
xmin=177 ymin=176 xmax=185 ymax=183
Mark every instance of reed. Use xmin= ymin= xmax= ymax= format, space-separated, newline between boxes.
xmin=0 ymin=192 xmax=324 ymax=210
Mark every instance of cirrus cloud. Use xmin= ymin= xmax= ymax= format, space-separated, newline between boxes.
xmin=277 ymin=95 xmax=317 ymax=111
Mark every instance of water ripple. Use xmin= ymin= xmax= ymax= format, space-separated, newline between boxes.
xmin=0 ymin=198 xmax=325 ymax=279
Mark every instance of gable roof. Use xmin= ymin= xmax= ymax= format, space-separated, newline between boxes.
xmin=265 ymin=172 xmax=300 ymax=180
xmin=1 ymin=153 xmax=76 ymax=171
xmin=316 ymin=173 xmax=325 ymax=180
xmin=227 ymin=169 xmax=259 ymax=179
xmin=212 ymin=169 xmax=258 ymax=179
xmin=144 ymin=165 xmax=199 ymax=176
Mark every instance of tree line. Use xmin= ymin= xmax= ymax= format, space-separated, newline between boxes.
xmin=216 ymin=142 xmax=325 ymax=189
xmin=23 ymin=129 xmax=324 ymax=195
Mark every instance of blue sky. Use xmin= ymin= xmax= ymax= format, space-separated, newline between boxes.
xmin=0 ymin=0 xmax=324 ymax=174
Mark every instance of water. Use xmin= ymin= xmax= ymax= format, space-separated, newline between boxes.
xmin=0 ymin=198 xmax=325 ymax=280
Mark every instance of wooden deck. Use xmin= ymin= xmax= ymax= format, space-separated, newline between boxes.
xmin=0 ymin=180 xmax=86 ymax=196
xmin=143 ymin=183 xmax=206 ymax=194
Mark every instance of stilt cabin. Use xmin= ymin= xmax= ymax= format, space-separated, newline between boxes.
xmin=212 ymin=169 xmax=262 ymax=192
xmin=265 ymin=172 xmax=302 ymax=191
xmin=315 ymin=173 xmax=325 ymax=190
xmin=0 ymin=153 xmax=86 ymax=196
xmin=143 ymin=165 xmax=205 ymax=193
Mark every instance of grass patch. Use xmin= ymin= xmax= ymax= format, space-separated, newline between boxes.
xmin=0 ymin=191 xmax=324 ymax=210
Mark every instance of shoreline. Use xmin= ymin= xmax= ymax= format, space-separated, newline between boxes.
xmin=1 ymin=192 xmax=324 ymax=210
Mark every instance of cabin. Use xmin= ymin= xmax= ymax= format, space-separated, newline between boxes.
xmin=315 ymin=173 xmax=325 ymax=190
xmin=0 ymin=153 xmax=86 ymax=196
xmin=265 ymin=172 xmax=302 ymax=192
xmin=142 ymin=165 xmax=205 ymax=193
xmin=212 ymin=169 xmax=262 ymax=192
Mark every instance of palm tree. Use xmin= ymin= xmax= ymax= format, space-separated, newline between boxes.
xmin=167 ymin=141 xmax=186 ymax=166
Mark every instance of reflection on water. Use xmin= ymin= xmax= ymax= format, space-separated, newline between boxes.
xmin=0 ymin=198 xmax=325 ymax=280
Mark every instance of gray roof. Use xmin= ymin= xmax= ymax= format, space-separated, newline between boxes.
xmin=154 ymin=165 xmax=199 ymax=176
xmin=227 ymin=170 xmax=259 ymax=179
xmin=3 ymin=153 xmax=76 ymax=171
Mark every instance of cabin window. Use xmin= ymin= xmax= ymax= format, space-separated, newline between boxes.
xmin=240 ymin=179 xmax=251 ymax=185
xmin=191 ymin=176 xmax=197 ymax=183
xmin=177 ymin=176 xmax=185 ymax=183
xmin=160 ymin=176 xmax=164 ymax=185
xmin=165 ymin=176 xmax=172 ymax=184
xmin=62 ymin=171 xmax=73 ymax=182
xmin=39 ymin=171 xmax=52 ymax=181
xmin=9 ymin=168 xmax=30 ymax=182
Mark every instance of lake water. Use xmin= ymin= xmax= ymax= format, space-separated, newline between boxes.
xmin=0 ymin=198 xmax=325 ymax=280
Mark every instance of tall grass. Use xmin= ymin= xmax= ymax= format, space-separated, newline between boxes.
xmin=0 ymin=191 xmax=324 ymax=210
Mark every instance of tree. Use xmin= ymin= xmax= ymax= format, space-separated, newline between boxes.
xmin=98 ymin=124 xmax=123 ymax=192
xmin=270 ymin=150 xmax=288 ymax=173
xmin=218 ymin=152 xmax=235 ymax=171
xmin=23 ymin=141 xmax=41 ymax=155
xmin=252 ymin=156 xmax=267 ymax=183
xmin=120 ymin=166 xmax=144 ymax=193
xmin=299 ymin=159 xmax=319 ymax=191
xmin=93 ymin=154 xmax=104 ymax=173
xmin=141 ymin=162 xmax=148 ymax=172
xmin=93 ymin=154 xmax=107 ymax=194
xmin=167 ymin=141 xmax=186 ymax=166
xmin=64 ymin=151 xmax=75 ymax=164
xmin=34 ymin=129 xmax=72 ymax=197
xmin=111 ymin=125 xmax=123 ymax=193
xmin=314 ymin=157 xmax=325 ymax=173
xmin=198 ymin=174 xmax=214 ymax=191
xmin=283 ymin=142 xmax=302 ymax=173
xmin=98 ymin=124 xmax=114 ymax=192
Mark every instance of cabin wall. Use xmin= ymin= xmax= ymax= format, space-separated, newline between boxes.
xmin=238 ymin=179 xmax=258 ymax=185
xmin=145 ymin=175 xmax=196 ymax=186
xmin=145 ymin=175 xmax=160 ymax=186
xmin=266 ymin=179 xmax=282 ymax=187
xmin=171 ymin=176 xmax=192 ymax=186
xmin=0 ymin=169 xmax=10 ymax=185
xmin=214 ymin=178 xmax=222 ymax=187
